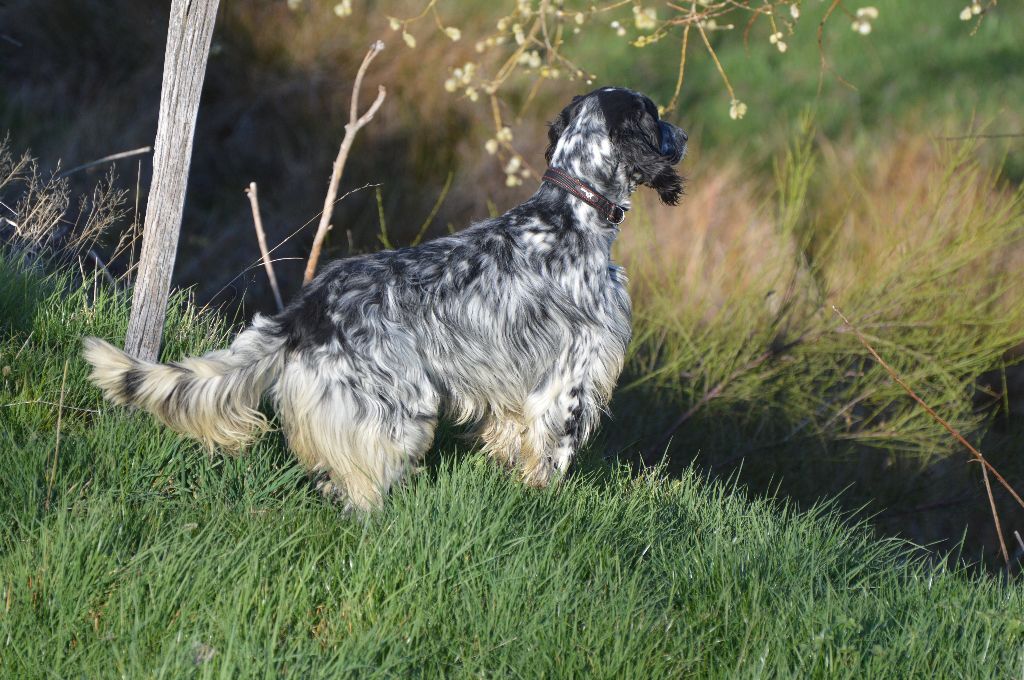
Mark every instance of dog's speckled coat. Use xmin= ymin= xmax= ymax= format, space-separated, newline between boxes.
xmin=83 ymin=87 xmax=687 ymax=510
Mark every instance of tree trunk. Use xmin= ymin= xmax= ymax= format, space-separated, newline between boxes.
xmin=125 ymin=0 xmax=219 ymax=361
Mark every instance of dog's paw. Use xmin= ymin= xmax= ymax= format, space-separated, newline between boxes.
xmin=521 ymin=456 xmax=558 ymax=488
xmin=486 ymin=447 xmax=519 ymax=469
xmin=310 ymin=468 xmax=346 ymax=504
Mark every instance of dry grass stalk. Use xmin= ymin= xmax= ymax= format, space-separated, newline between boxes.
xmin=244 ymin=182 xmax=283 ymax=312
xmin=45 ymin=360 xmax=69 ymax=512
xmin=979 ymin=462 xmax=1009 ymax=568
xmin=410 ymin=169 xmax=454 ymax=247
xmin=833 ymin=306 xmax=1022 ymax=567
xmin=303 ymin=40 xmax=386 ymax=285
xmin=56 ymin=146 xmax=152 ymax=179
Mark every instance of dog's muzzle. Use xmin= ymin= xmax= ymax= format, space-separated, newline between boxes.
xmin=658 ymin=121 xmax=688 ymax=164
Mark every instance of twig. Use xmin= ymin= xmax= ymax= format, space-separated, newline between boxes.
xmin=410 ymin=169 xmax=454 ymax=246
xmin=375 ymin=186 xmax=392 ymax=249
xmin=834 ymin=306 xmax=1023 ymax=567
xmin=665 ymin=23 xmax=690 ymax=114
xmin=56 ymin=146 xmax=152 ymax=179
xmin=45 ymin=361 xmax=69 ymax=512
xmin=303 ymin=40 xmax=387 ymax=285
xmin=245 ymin=182 xmax=284 ymax=312
xmin=694 ymin=16 xmax=737 ymax=105
xmin=980 ymin=460 xmax=1010 ymax=568
xmin=87 ymin=249 xmax=117 ymax=287
xmin=205 ymin=183 xmax=377 ymax=305
xmin=815 ymin=0 xmax=856 ymax=95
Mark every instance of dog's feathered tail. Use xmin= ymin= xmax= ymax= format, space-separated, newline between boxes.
xmin=82 ymin=316 xmax=286 ymax=451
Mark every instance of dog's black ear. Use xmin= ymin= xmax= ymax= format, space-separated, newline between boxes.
xmin=626 ymin=138 xmax=685 ymax=206
xmin=545 ymin=95 xmax=584 ymax=164
xmin=650 ymin=169 xmax=684 ymax=206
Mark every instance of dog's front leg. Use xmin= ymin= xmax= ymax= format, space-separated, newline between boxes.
xmin=519 ymin=356 xmax=603 ymax=487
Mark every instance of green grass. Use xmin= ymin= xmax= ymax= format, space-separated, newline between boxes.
xmin=3 ymin=259 xmax=1024 ymax=677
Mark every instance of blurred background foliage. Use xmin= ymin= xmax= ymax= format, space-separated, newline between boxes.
xmin=2 ymin=0 xmax=1023 ymax=567
xmin=2 ymin=0 xmax=1020 ymax=309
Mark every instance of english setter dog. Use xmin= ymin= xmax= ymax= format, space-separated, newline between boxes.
xmin=83 ymin=87 xmax=687 ymax=510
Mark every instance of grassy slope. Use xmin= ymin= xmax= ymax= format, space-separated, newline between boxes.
xmin=2 ymin=261 xmax=1024 ymax=677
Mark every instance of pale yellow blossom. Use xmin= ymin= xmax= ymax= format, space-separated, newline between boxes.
xmin=729 ymin=98 xmax=747 ymax=120
xmin=633 ymin=6 xmax=657 ymax=31
xmin=851 ymin=19 xmax=872 ymax=34
xmin=332 ymin=0 xmax=351 ymax=18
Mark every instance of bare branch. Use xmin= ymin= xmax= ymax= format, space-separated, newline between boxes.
xmin=980 ymin=460 xmax=1010 ymax=569
xmin=834 ymin=306 xmax=1024 ymax=567
xmin=304 ymin=40 xmax=387 ymax=285
xmin=207 ymin=183 xmax=377 ymax=304
xmin=245 ymin=182 xmax=284 ymax=312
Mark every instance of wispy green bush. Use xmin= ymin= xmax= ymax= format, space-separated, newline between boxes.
xmin=609 ymin=119 xmax=1024 ymax=562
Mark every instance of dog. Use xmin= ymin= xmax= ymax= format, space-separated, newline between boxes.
xmin=83 ymin=87 xmax=687 ymax=510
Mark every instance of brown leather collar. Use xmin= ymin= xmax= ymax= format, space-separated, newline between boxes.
xmin=542 ymin=167 xmax=628 ymax=225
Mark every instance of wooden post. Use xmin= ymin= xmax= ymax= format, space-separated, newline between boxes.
xmin=125 ymin=0 xmax=220 ymax=361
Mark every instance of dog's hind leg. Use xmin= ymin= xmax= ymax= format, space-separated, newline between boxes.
xmin=275 ymin=361 xmax=438 ymax=510
xmin=476 ymin=410 xmax=525 ymax=468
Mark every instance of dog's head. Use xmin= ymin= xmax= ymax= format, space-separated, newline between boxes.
xmin=545 ymin=87 xmax=687 ymax=205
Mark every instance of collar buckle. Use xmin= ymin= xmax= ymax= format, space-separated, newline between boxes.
xmin=608 ymin=204 xmax=627 ymax=225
